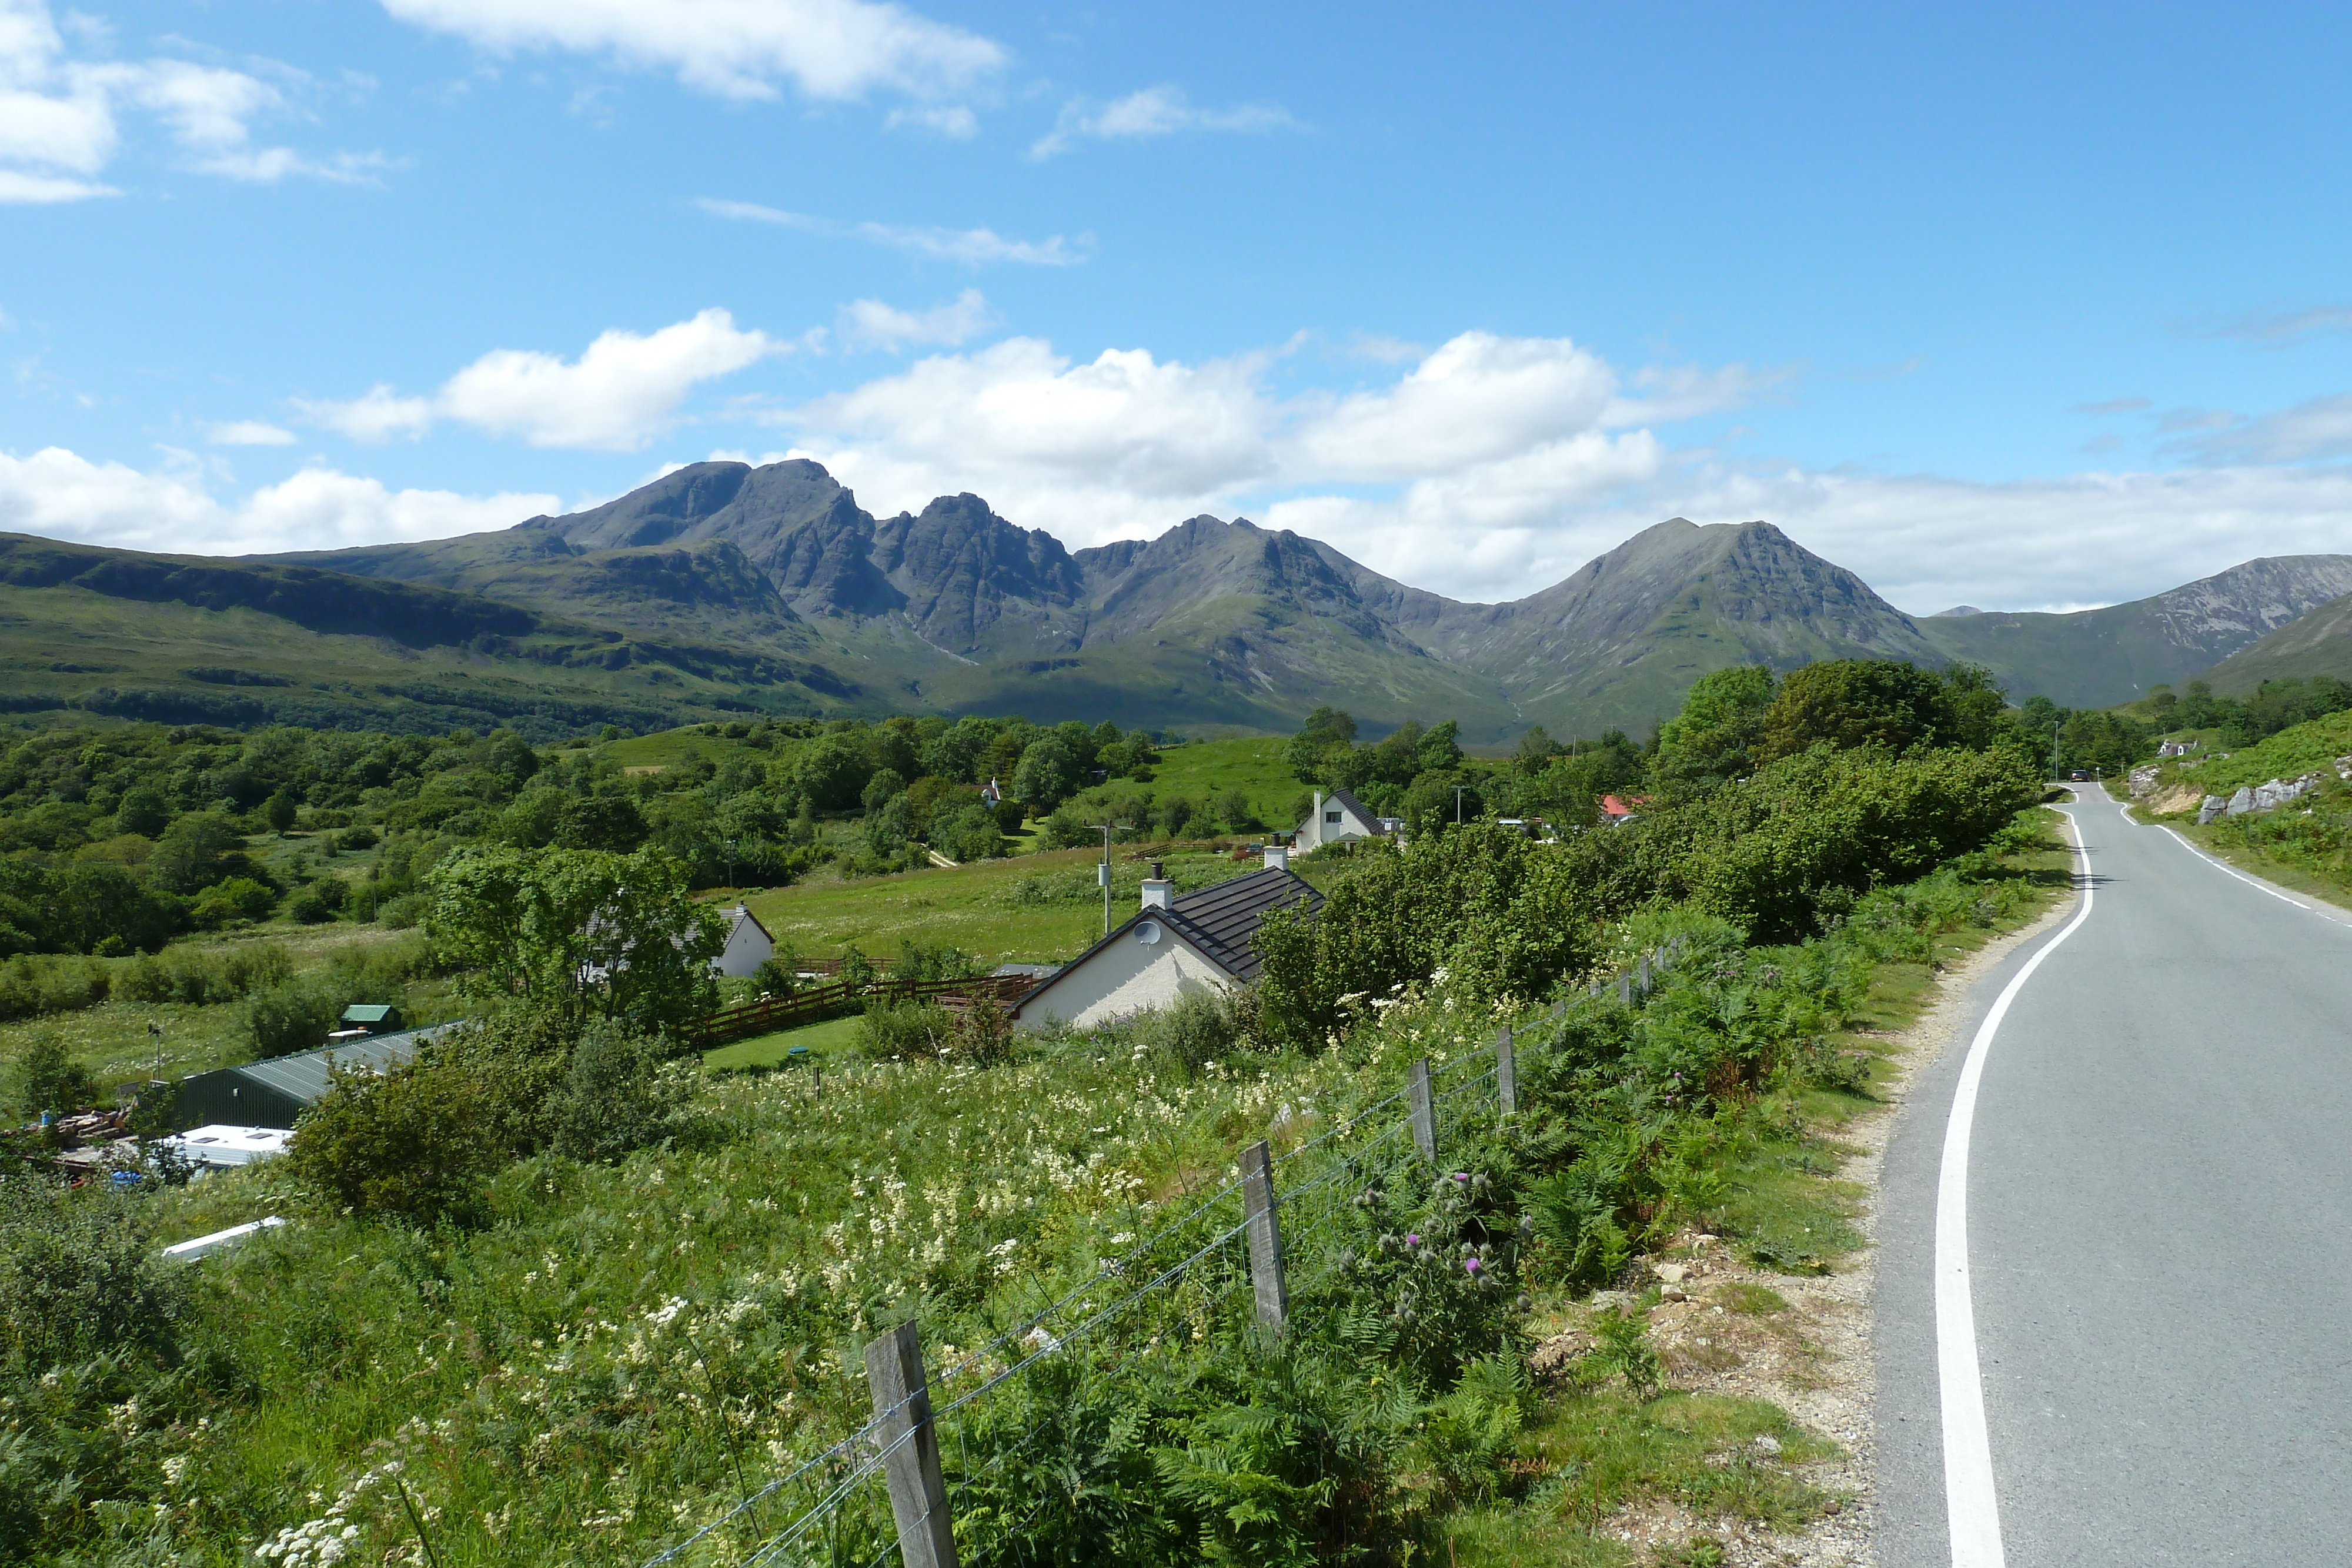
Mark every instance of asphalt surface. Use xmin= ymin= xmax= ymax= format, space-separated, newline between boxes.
xmin=1876 ymin=785 xmax=2352 ymax=1565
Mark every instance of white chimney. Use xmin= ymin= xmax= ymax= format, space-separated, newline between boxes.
xmin=1140 ymin=859 xmax=1173 ymax=910
xmin=1262 ymin=843 xmax=1289 ymax=872
xmin=1311 ymin=791 xmax=1323 ymax=847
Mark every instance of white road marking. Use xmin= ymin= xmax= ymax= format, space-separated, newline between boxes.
xmin=1936 ymin=800 xmax=2097 ymax=1567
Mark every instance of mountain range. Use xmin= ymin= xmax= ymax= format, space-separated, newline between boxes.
xmin=4 ymin=456 xmax=2350 ymax=740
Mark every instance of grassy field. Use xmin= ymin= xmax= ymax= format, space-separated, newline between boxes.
xmin=0 ymin=923 xmax=459 ymax=1092
xmin=739 ymin=844 xmax=1279 ymax=964
xmin=700 ymin=1012 xmax=862 ymax=1072
xmin=64 ymin=821 xmax=2076 ymax=1568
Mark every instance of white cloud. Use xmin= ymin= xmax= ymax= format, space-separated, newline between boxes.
xmin=769 ymin=325 xmax=2352 ymax=611
xmin=779 ymin=331 xmax=1674 ymax=573
xmin=304 ymin=309 xmax=781 ymax=451
xmin=2174 ymin=393 xmax=2352 ymax=465
xmin=696 ymin=199 xmax=1090 ymax=266
xmin=0 ymin=0 xmax=380 ymax=199
xmin=381 ymin=0 xmax=1002 ymax=107
xmin=1662 ymin=463 xmax=2352 ymax=618
xmin=1031 ymin=84 xmax=1297 ymax=158
xmin=205 ymin=420 xmax=298 ymax=446
xmin=837 ymin=289 xmax=991 ymax=352
xmin=0 ymin=444 xmax=555 ymax=556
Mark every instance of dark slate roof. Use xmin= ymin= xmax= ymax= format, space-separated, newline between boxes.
xmin=1160 ymin=867 xmax=1323 ymax=981
xmin=1322 ymin=787 xmax=1379 ymax=827
xmin=1015 ymin=865 xmax=1325 ymax=1013
xmin=211 ymin=1022 xmax=456 ymax=1108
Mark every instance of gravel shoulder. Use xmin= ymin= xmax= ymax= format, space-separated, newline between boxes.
xmin=1529 ymin=896 xmax=2076 ymax=1566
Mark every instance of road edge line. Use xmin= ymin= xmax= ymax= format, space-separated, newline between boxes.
xmin=1935 ymin=798 xmax=2094 ymax=1567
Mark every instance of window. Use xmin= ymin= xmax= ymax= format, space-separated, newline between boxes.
xmin=1325 ymin=810 xmax=1342 ymax=823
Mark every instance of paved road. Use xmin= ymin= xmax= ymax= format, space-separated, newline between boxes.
xmin=1876 ymin=785 xmax=2352 ymax=1565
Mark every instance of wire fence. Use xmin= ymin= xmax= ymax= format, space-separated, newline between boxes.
xmin=640 ymin=940 xmax=1688 ymax=1568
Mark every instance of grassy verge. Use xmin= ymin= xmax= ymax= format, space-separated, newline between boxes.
xmin=700 ymin=1013 xmax=862 ymax=1072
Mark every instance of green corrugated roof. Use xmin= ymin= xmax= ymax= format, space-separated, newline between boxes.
xmin=340 ymin=1004 xmax=399 ymax=1024
xmin=219 ymin=1022 xmax=452 ymax=1107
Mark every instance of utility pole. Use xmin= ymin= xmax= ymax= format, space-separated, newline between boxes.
xmin=724 ymin=835 xmax=738 ymax=891
xmin=2052 ymin=718 xmax=2062 ymax=781
xmin=1087 ymin=821 xmax=1133 ymax=938
xmin=1454 ymin=785 xmax=1467 ymax=825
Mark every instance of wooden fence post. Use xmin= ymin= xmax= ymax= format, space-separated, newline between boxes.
xmin=1407 ymin=1058 xmax=1437 ymax=1162
xmin=864 ymin=1320 xmax=958 ymax=1568
xmin=1638 ymin=957 xmax=1652 ymax=997
xmin=1616 ymin=973 xmax=1631 ymax=1005
xmin=1496 ymin=1025 xmax=1516 ymax=1122
xmin=1239 ymin=1140 xmax=1288 ymax=1335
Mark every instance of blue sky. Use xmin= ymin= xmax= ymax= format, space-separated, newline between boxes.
xmin=6 ymin=0 xmax=2352 ymax=613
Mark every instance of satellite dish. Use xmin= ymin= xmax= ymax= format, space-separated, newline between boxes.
xmin=1136 ymin=921 xmax=1161 ymax=945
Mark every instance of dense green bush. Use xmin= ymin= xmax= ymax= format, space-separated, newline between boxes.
xmin=4 ymin=1032 xmax=99 ymax=1117
xmin=285 ymin=1054 xmax=503 ymax=1225
xmin=1256 ymin=821 xmax=1602 ymax=1050
xmin=246 ymin=981 xmax=343 ymax=1060
xmin=549 ymin=1022 xmax=688 ymax=1162
xmin=1669 ymin=743 xmax=2042 ymax=940
xmin=190 ymin=875 xmax=279 ymax=929
xmin=118 ymin=941 xmax=293 ymax=1006
xmin=0 ymin=955 xmax=111 ymax=1025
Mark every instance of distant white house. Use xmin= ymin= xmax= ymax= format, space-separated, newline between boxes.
xmin=980 ymin=777 xmax=1004 ymax=807
xmin=1295 ymin=788 xmax=1385 ymax=852
xmin=713 ymin=905 xmax=775 ymax=978
xmin=1010 ymin=847 xmax=1325 ymax=1031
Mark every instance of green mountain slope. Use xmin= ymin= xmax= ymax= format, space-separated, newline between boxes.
xmin=24 ymin=460 xmax=2348 ymax=739
xmin=0 ymin=533 xmax=852 ymax=736
xmin=1917 ymin=554 xmax=2352 ymax=706
xmin=2193 ymin=589 xmax=2352 ymax=692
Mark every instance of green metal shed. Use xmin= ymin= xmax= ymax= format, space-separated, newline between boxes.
xmin=339 ymin=1003 xmax=405 ymax=1034
xmin=169 ymin=1023 xmax=452 ymax=1131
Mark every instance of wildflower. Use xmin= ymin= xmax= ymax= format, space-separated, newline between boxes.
xmin=1405 ymin=1232 xmax=1421 ymax=1246
xmin=1464 ymin=1257 xmax=1482 ymax=1275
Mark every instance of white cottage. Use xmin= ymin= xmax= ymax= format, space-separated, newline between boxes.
xmin=1010 ymin=848 xmax=1324 ymax=1031
xmin=711 ymin=905 xmax=776 ymax=978
xmin=1295 ymin=787 xmax=1385 ymax=852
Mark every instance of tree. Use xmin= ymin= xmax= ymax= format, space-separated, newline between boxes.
xmin=1511 ymin=726 xmax=1565 ymax=777
xmin=861 ymin=767 xmax=908 ymax=815
xmin=557 ymin=794 xmax=649 ymax=852
xmin=1284 ymin=707 xmax=1358 ymax=783
xmin=1415 ymin=720 xmax=1464 ymax=774
xmin=1011 ymin=734 xmax=1085 ymax=811
xmin=1755 ymin=660 xmax=1955 ymax=761
xmin=423 ymin=845 xmax=725 ymax=1034
xmin=6 ymin=1033 xmax=97 ymax=1118
xmin=145 ymin=811 xmax=245 ymax=894
xmin=262 ymin=788 xmax=299 ymax=835
xmin=866 ymin=793 xmax=916 ymax=857
xmin=1655 ymin=665 xmax=1775 ymax=800
xmin=794 ymin=733 xmax=874 ymax=812
xmin=930 ymin=804 xmax=1006 ymax=862
xmin=112 ymin=785 xmax=171 ymax=838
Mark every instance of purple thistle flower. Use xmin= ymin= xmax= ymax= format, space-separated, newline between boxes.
xmin=1405 ymin=1232 xmax=1421 ymax=1246
xmin=1464 ymin=1257 xmax=1482 ymax=1274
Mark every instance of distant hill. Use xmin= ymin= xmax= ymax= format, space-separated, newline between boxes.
xmin=268 ymin=460 xmax=1959 ymax=738
xmin=1915 ymin=555 xmax=2352 ymax=708
xmin=5 ymin=458 xmax=2341 ymax=738
xmin=0 ymin=532 xmax=850 ymax=738
xmin=2193 ymin=588 xmax=2352 ymax=692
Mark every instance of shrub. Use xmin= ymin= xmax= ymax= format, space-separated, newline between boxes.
xmin=190 ymin=876 xmax=278 ymax=930
xmin=1132 ymin=987 xmax=1245 ymax=1074
xmin=0 ymin=955 xmax=111 ymax=1024
xmin=857 ymin=999 xmax=957 ymax=1061
xmin=550 ymin=1022 xmax=688 ymax=1163
xmin=1040 ymin=807 xmax=1094 ymax=851
xmin=247 ymin=982 xmax=343 ymax=1060
xmin=285 ymin=1052 xmax=502 ymax=1225
xmin=930 ymin=803 xmax=1006 ymax=862
xmin=287 ymin=880 xmax=345 ymax=924
xmin=117 ymin=941 xmax=294 ymax=1007
xmin=0 ymin=1173 xmax=193 ymax=1372
xmin=5 ymin=1032 xmax=99 ymax=1117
